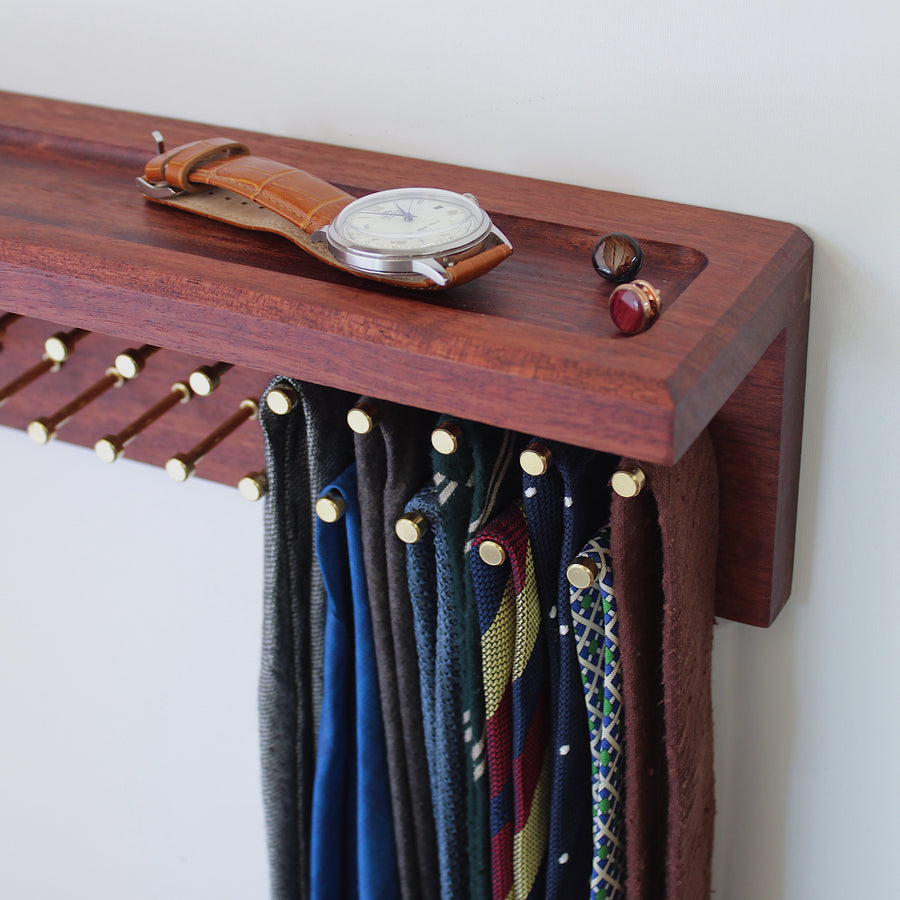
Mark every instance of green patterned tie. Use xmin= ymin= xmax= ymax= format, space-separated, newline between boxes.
xmin=569 ymin=528 xmax=625 ymax=900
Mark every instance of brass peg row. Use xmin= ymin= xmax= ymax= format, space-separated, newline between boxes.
xmin=566 ymin=556 xmax=599 ymax=590
xmin=520 ymin=441 xmax=553 ymax=476
xmin=431 ymin=421 xmax=462 ymax=455
xmin=611 ymin=464 xmax=646 ymax=498
xmin=95 ymin=381 xmax=193 ymax=463
xmin=347 ymin=399 xmax=378 ymax=435
xmin=166 ymin=398 xmax=259 ymax=482
xmin=0 ymin=327 xmax=88 ymax=410
xmin=27 ymin=342 xmax=158 ymax=445
xmin=189 ymin=361 xmax=234 ymax=397
xmin=395 ymin=511 xmax=428 ymax=544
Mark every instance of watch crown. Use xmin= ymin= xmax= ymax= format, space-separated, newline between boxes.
xmin=463 ymin=192 xmax=480 ymax=207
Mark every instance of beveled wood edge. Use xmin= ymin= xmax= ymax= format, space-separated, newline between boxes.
xmin=0 ymin=204 xmax=810 ymax=466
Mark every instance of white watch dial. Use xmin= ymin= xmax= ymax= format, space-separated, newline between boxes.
xmin=327 ymin=187 xmax=491 ymax=258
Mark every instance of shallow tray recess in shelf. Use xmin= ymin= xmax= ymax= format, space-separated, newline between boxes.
xmin=0 ymin=91 xmax=812 ymax=626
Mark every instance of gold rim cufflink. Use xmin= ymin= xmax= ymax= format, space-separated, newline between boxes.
xmin=609 ymin=279 xmax=661 ymax=335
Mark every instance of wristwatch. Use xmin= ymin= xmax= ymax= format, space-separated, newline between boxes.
xmin=137 ymin=136 xmax=512 ymax=289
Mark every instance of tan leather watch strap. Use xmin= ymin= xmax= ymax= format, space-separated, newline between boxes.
xmin=143 ymin=138 xmax=355 ymax=233
xmin=445 ymin=241 xmax=512 ymax=288
xmin=140 ymin=137 xmax=511 ymax=289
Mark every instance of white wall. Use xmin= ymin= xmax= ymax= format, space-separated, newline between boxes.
xmin=1 ymin=1 xmax=897 ymax=897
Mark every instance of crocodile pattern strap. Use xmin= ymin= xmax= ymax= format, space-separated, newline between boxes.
xmin=144 ymin=137 xmax=355 ymax=233
xmin=446 ymin=242 xmax=512 ymax=288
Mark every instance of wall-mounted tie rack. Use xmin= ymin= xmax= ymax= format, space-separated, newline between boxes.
xmin=0 ymin=90 xmax=812 ymax=627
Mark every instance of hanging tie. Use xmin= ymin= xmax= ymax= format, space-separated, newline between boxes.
xmin=471 ymin=502 xmax=551 ymax=900
xmin=610 ymin=431 xmax=718 ymax=899
xmin=568 ymin=529 xmax=625 ymax=900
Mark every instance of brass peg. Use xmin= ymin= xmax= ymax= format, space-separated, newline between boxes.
xmin=611 ymin=463 xmax=647 ymax=498
xmin=238 ymin=470 xmax=268 ymax=502
xmin=0 ymin=312 xmax=23 ymax=349
xmin=431 ymin=421 xmax=462 ymax=455
xmin=316 ymin=489 xmax=347 ymax=523
xmin=188 ymin=361 xmax=234 ymax=397
xmin=28 ymin=367 xmax=125 ymax=445
xmin=395 ymin=512 xmax=428 ymax=544
xmin=114 ymin=345 xmax=159 ymax=380
xmin=44 ymin=328 xmax=89 ymax=363
xmin=478 ymin=540 xmax=507 ymax=567
xmin=95 ymin=381 xmax=192 ymax=463
xmin=520 ymin=441 xmax=552 ymax=476
xmin=0 ymin=327 xmax=87 ymax=410
xmin=166 ymin=398 xmax=259 ymax=482
xmin=347 ymin=399 xmax=378 ymax=435
xmin=566 ymin=556 xmax=599 ymax=590
xmin=265 ymin=383 xmax=298 ymax=416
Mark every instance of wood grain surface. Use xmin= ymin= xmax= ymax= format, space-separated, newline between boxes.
xmin=0 ymin=92 xmax=813 ymax=624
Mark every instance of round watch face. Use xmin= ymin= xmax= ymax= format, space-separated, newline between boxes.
xmin=326 ymin=187 xmax=491 ymax=260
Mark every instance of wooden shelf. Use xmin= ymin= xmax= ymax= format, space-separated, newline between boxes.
xmin=0 ymin=91 xmax=812 ymax=626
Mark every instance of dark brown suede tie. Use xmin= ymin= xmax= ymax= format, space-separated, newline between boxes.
xmin=610 ymin=430 xmax=718 ymax=899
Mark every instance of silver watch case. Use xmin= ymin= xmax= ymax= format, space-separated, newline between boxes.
xmin=311 ymin=188 xmax=511 ymax=287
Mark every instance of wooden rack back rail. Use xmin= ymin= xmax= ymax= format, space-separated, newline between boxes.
xmin=0 ymin=91 xmax=812 ymax=627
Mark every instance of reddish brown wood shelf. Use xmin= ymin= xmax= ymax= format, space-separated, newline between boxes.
xmin=0 ymin=91 xmax=812 ymax=626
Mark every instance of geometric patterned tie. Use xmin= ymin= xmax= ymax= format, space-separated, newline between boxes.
xmin=569 ymin=528 xmax=625 ymax=900
xmin=471 ymin=501 xmax=551 ymax=900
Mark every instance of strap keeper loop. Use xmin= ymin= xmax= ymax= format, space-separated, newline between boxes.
xmin=144 ymin=137 xmax=250 ymax=193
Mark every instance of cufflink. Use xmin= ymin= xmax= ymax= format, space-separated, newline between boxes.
xmin=609 ymin=279 xmax=661 ymax=335
xmin=592 ymin=232 xmax=643 ymax=283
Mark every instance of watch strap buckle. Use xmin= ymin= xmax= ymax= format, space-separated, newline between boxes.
xmin=135 ymin=175 xmax=185 ymax=199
